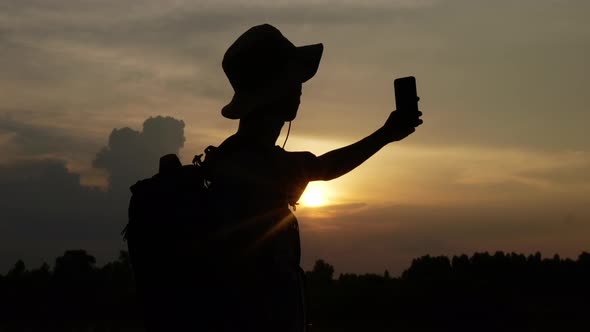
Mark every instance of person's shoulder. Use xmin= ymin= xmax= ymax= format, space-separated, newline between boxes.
xmin=275 ymin=148 xmax=318 ymax=170
xmin=275 ymin=146 xmax=317 ymax=159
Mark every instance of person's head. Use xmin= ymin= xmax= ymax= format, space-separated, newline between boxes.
xmin=221 ymin=24 xmax=322 ymax=123
xmin=246 ymin=80 xmax=302 ymax=123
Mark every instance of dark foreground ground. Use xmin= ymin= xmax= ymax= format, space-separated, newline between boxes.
xmin=1 ymin=250 xmax=589 ymax=331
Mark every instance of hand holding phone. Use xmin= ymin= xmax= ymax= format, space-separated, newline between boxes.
xmin=381 ymin=76 xmax=422 ymax=142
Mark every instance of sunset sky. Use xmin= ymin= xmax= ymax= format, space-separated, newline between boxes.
xmin=1 ymin=0 xmax=589 ymax=275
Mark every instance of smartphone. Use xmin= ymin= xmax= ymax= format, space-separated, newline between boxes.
xmin=394 ymin=76 xmax=418 ymax=112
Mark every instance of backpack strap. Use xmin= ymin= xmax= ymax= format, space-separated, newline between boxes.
xmin=193 ymin=145 xmax=218 ymax=166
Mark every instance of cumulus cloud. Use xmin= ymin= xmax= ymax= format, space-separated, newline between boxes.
xmin=0 ymin=116 xmax=186 ymax=272
xmin=93 ymin=116 xmax=185 ymax=193
xmin=1 ymin=114 xmax=588 ymax=275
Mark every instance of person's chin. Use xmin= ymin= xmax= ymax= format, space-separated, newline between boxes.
xmin=285 ymin=105 xmax=299 ymax=121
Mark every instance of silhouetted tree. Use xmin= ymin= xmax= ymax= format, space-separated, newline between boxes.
xmin=7 ymin=259 xmax=27 ymax=278
xmin=54 ymin=249 xmax=96 ymax=278
xmin=308 ymin=259 xmax=334 ymax=284
xmin=2 ymin=250 xmax=590 ymax=331
xmin=402 ymin=255 xmax=451 ymax=281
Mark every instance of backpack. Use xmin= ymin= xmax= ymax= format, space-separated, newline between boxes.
xmin=122 ymin=147 xmax=218 ymax=330
xmin=123 ymin=144 xmax=310 ymax=331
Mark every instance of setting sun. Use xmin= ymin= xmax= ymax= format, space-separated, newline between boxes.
xmin=299 ymin=183 xmax=329 ymax=207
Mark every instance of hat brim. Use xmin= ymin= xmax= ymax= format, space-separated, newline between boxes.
xmin=221 ymin=43 xmax=323 ymax=120
xmin=291 ymin=43 xmax=323 ymax=83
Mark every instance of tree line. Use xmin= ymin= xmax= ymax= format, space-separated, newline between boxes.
xmin=1 ymin=250 xmax=589 ymax=331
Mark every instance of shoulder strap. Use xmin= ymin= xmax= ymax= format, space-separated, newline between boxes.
xmin=193 ymin=145 xmax=218 ymax=166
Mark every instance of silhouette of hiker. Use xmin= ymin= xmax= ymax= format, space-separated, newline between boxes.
xmin=200 ymin=24 xmax=423 ymax=332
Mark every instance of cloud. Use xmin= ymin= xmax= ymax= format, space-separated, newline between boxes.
xmin=1 ymin=115 xmax=588 ymax=275
xmin=0 ymin=113 xmax=112 ymax=187
xmin=0 ymin=0 xmax=442 ymax=114
xmin=320 ymin=144 xmax=590 ymax=207
xmin=417 ymin=146 xmax=590 ymax=197
xmin=0 ymin=159 xmax=111 ymax=271
xmin=0 ymin=0 xmax=440 ymax=30
xmin=0 ymin=116 xmax=98 ymax=160
xmin=3 ymin=0 xmax=589 ymax=151
xmin=0 ymin=116 xmax=186 ymax=272
xmin=298 ymin=202 xmax=368 ymax=226
xmin=300 ymin=201 xmax=590 ymax=275
xmin=93 ymin=116 xmax=185 ymax=192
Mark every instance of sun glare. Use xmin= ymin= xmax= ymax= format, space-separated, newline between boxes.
xmin=299 ymin=183 xmax=328 ymax=207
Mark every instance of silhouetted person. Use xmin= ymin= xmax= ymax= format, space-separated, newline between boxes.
xmin=200 ymin=23 xmax=423 ymax=332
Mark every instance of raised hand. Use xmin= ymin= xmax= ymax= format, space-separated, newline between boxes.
xmin=381 ymin=97 xmax=423 ymax=143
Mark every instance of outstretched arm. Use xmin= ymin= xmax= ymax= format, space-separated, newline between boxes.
xmin=310 ymin=110 xmax=423 ymax=181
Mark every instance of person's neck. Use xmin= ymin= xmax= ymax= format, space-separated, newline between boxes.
xmin=235 ymin=110 xmax=284 ymax=147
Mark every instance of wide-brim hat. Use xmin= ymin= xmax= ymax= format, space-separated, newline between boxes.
xmin=221 ymin=24 xmax=323 ymax=120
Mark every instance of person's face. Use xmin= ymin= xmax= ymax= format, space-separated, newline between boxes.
xmin=280 ymin=82 xmax=302 ymax=122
